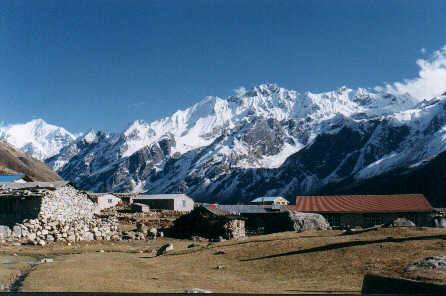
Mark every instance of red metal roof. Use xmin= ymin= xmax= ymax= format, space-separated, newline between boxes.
xmin=291 ymin=194 xmax=433 ymax=213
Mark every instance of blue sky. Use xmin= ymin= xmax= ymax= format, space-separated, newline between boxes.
xmin=1 ymin=0 xmax=446 ymax=133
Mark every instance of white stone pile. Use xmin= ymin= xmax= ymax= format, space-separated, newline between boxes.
xmin=11 ymin=216 xmax=120 ymax=245
xmin=2 ymin=185 xmax=120 ymax=245
xmin=288 ymin=211 xmax=331 ymax=232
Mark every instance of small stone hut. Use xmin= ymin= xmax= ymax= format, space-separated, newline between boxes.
xmin=0 ymin=182 xmax=119 ymax=244
xmin=0 ymin=181 xmax=69 ymax=226
xmin=169 ymin=205 xmax=246 ymax=240
xmin=293 ymin=194 xmax=434 ymax=228
xmin=213 ymin=204 xmax=292 ymax=234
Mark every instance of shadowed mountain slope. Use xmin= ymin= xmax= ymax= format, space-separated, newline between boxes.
xmin=0 ymin=141 xmax=62 ymax=182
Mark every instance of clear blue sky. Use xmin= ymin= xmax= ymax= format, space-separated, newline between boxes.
xmin=1 ymin=0 xmax=446 ymax=132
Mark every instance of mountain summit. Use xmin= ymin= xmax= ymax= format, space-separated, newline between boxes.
xmin=0 ymin=119 xmax=75 ymax=160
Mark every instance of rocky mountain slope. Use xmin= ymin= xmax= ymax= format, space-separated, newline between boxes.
xmin=42 ymin=84 xmax=446 ymax=206
xmin=0 ymin=119 xmax=75 ymax=160
xmin=0 ymin=141 xmax=62 ymax=182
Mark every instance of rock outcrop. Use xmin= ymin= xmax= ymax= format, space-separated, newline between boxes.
xmin=288 ymin=211 xmax=331 ymax=232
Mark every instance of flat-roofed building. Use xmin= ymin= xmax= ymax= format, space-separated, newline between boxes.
xmin=132 ymin=194 xmax=194 ymax=212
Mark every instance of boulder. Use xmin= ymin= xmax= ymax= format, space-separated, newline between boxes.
xmin=288 ymin=211 xmax=331 ymax=232
xmin=148 ymin=228 xmax=157 ymax=239
xmin=0 ymin=225 xmax=11 ymax=240
xmin=406 ymin=256 xmax=446 ymax=272
xmin=40 ymin=258 xmax=54 ymax=263
xmin=390 ymin=218 xmax=416 ymax=227
xmin=136 ymin=223 xmax=149 ymax=235
xmin=156 ymin=243 xmax=174 ymax=256
xmin=12 ymin=225 xmax=22 ymax=238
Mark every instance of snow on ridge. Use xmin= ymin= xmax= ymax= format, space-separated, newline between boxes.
xmin=0 ymin=118 xmax=75 ymax=160
xmin=117 ymin=83 xmax=421 ymax=168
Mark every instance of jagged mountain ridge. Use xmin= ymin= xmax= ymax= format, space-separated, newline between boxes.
xmin=145 ymin=94 xmax=446 ymax=206
xmin=44 ymin=84 xmax=446 ymax=205
xmin=0 ymin=119 xmax=75 ymax=160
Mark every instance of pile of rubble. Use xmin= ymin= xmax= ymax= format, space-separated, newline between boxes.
xmin=0 ymin=185 xmax=120 ymax=245
xmin=122 ymin=222 xmax=159 ymax=240
xmin=9 ymin=216 xmax=120 ymax=245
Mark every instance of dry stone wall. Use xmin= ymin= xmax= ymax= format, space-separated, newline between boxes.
xmin=0 ymin=186 xmax=120 ymax=245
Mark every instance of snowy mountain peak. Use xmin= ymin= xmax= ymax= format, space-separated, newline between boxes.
xmin=0 ymin=119 xmax=75 ymax=160
xmin=110 ymin=83 xmax=422 ymax=163
xmin=82 ymin=129 xmax=101 ymax=144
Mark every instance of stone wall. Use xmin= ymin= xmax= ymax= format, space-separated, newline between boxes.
xmin=0 ymin=185 xmax=120 ymax=245
xmin=224 ymin=219 xmax=245 ymax=239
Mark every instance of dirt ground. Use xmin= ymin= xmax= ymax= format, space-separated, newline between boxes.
xmin=1 ymin=227 xmax=445 ymax=293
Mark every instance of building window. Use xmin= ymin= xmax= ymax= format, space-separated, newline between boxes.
xmin=108 ymin=199 xmax=113 ymax=203
xmin=182 ymin=200 xmax=186 ymax=207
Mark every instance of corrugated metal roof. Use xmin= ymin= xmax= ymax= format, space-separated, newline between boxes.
xmin=216 ymin=204 xmax=282 ymax=214
xmin=292 ymin=194 xmax=433 ymax=213
xmin=251 ymin=196 xmax=288 ymax=203
xmin=134 ymin=194 xmax=192 ymax=201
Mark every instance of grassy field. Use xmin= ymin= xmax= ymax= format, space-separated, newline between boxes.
xmin=0 ymin=227 xmax=445 ymax=293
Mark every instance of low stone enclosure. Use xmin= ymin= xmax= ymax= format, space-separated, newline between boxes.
xmin=169 ymin=205 xmax=331 ymax=240
xmin=0 ymin=182 xmax=119 ymax=245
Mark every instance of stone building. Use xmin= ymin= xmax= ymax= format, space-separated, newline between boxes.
xmin=0 ymin=182 xmax=119 ymax=244
xmin=169 ymin=205 xmax=246 ymax=240
xmin=204 ymin=204 xmax=292 ymax=234
xmin=292 ymin=194 xmax=434 ymax=228
xmin=132 ymin=194 xmax=194 ymax=212
xmin=0 ymin=181 xmax=69 ymax=226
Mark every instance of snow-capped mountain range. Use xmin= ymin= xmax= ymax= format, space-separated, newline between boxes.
xmin=2 ymin=84 xmax=446 ymax=206
xmin=0 ymin=119 xmax=75 ymax=160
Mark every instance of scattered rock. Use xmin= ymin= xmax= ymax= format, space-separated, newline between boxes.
xmin=148 ymin=228 xmax=158 ymax=239
xmin=390 ymin=217 xmax=416 ymax=227
xmin=40 ymin=258 xmax=54 ymax=263
xmin=406 ymin=256 xmax=446 ymax=272
xmin=215 ymin=265 xmax=224 ymax=269
xmin=156 ymin=243 xmax=174 ymax=256
xmin=214 ymin=250 xmax=226 ymax=255
xmin=136 ymin=222 xmax=149 ymax=234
